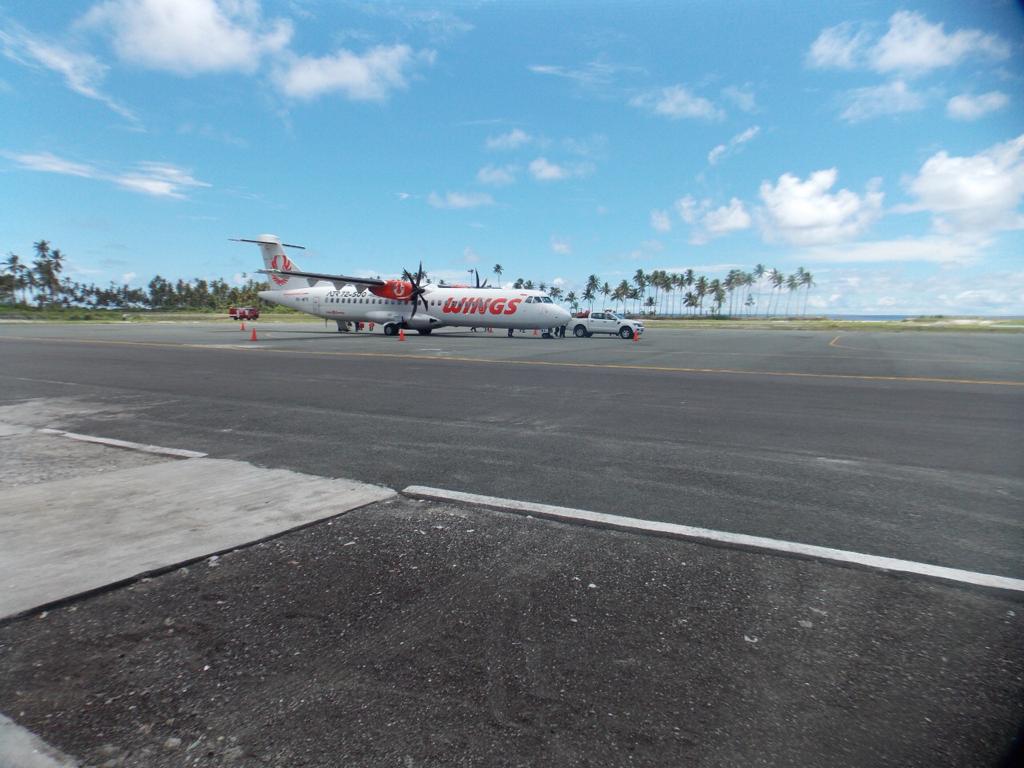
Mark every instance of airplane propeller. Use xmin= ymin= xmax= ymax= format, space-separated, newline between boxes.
xmin=401 ymin=262 xmax=429 ymax=317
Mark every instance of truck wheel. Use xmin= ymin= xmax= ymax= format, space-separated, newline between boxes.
xmin=619 ymin=326 xmax=635 ymax=339
xmin=573 ymin=325 xmax=588 ymax=338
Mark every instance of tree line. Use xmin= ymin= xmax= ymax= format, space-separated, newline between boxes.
xmin=3 ymin=239 xmax=815 ymax=318
xmin=2 ymin=240 xmax=267 ymax=311
xmin=489 ymin=264 xmax=816 ymax=317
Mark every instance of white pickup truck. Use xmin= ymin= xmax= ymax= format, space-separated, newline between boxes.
xmin=566 ymin=310 xmax=644 ymax=339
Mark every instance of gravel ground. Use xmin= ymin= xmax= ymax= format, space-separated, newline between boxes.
xmin=1 ymin=498 xmax=1022 ymax=768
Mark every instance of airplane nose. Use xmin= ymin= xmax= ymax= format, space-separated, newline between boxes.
xmin=556 ymin=306 xmax=571 ymax=323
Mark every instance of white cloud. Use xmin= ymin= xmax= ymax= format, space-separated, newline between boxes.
xmin=427 ymin=191 xmax=494 ymax=209
xmin=721 ymin=85 xmax=756 ymax=113
xmin=802 ymin=236 xmax=980 ymax=265
xmin=802 ymin=266 xmax=1024 ymax=315
xmin=702 ymin=198 xmax=751 ymax=235
xmin=872 ymin=10 xmax=1010 ymax=76
xmin=485 ymin=128 xmax=531 ymax=151
xmin=114 ymin=161 xmax=210 ymax=198
xmin=476 ymin=164 xmax=517 ymax=186
xmin=839 ymin=80 xmax=926 ymax=122
xmin=758 ymin=168 xmax=883 ymax=245
xmin=708 ymin=125 xmax=760 ymax=165
xmin=528 ymin=157 xmax=593 ymax=182
xmin=903 ymin=133 xmax=1024 ymax=233
xmin=83 ymin=0 xmax=293 ymax=75
xmin=630 ymin=85 xmax=723 ymax=121
xmin=674 ymin=195 xmax=707 ymax=224
xmin=528 ymin=61 xmax=639 ymax=89
xmin=462 ymin=247 xmax=480 ymax=264
xmin=807 ymin=11 xmax=1010 ymax=77
xmin=0 ymin=24 xmax=136 ymax=121
xmin=529 ymin=157 xmax=565 ymax=181
xmin=550 ymin=237 xmax=571 ymax=255
xmin=5 ymin=151 xmax=209 ymax=199
xmin=5 ymin=151 xmax=97 ymax=177
xmin=650 ymin=209 xmax=671 ymax=232
xmin=946 ymin=91 xmax=1009 ymax=121
xmin=274 ymin=45 xmax=434 ymax=101
xmin=806 ymin=21 xmax=872 ymax=70
xmin=665 ymin=195 xmax=752 ymax=244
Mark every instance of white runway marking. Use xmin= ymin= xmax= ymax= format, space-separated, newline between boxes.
xmin=38 ymin=429 xmax=207 ymax=459
xmin=403 ymin=486 xmax=1024 ymax=593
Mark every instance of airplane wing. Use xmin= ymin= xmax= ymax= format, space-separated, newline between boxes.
xmin=258 ymin=268 xmax=386 ymax=290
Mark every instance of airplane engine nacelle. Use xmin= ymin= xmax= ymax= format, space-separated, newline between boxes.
xmin=404 ymin=314 xmax=437 ymax=330
xmin=371 ymin=280 xmax=415 ymax=301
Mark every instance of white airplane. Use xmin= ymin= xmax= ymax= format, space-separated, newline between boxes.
xmin=233 ymin=234 xmax=571 ymax=337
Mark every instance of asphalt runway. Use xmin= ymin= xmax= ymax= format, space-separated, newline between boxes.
xmin=1 ymin=321 xmax=1022 ymax=579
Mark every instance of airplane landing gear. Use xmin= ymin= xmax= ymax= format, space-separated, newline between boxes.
xmin=383 ymin=323 xmax=399 ymax=337
xmin=507 ymin=328 xmax=514 ymax=337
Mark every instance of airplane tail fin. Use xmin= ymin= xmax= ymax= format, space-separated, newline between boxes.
xmin=232 ymin=234 xmax=306 ymax=290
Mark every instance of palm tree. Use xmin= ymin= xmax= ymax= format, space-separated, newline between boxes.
xmin=724 ymin=269 xmax=741 ymax=316
xmin=648 ymin=270 xmax=662 ymax=315
xmin=4 ymin=252 xmax=29 ymax=304
xmin=695 ymin=275 xmax=709 ymax=316
xmin=785 ymin=272 xmax=800 ymax=316
xmin=682 ymin=270 xmax=695 ymax=317
xmin=684 ymin=291 xmax=698 ymax=315
xmin=769 ymin=269 xmax=784 ymax=317
xmin=633 ymin=269 xmax=647 ymax=310
xmin=753 ymin=263 xmax=766 ymax=317
xmin=800 ymin=269 xmax=815 ymax=316
xmin=708 ymin=279 xmax=723 ymax=316
xmin=566 ymin=290 xmax=579 ymax=312
xmin=582 ymin=285 xmax=595 ymax=310
xmin=549 ymin=285 xmax=563 ymax=301
xmin=600 ymin=282 xmax=612 ymax=310
xmin=493 ymin=263 xmax=503 ymax=286
xmin=32 ymin=240 xmax=58 ymax=305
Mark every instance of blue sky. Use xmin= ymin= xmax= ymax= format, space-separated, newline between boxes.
xmin=1 ymin=0 xmax=1022 ymax=314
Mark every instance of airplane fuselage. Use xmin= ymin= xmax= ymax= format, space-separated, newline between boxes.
xmin=259 ymin=284 xmax=569 ymax=331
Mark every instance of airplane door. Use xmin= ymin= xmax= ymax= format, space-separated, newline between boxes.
xmin=312 ymin=296 xmax=320 ymax=315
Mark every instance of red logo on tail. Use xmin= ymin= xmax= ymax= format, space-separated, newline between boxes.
xmin=270 ymin=254 xmax=294 ymax=287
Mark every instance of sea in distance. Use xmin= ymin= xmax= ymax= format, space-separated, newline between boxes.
xmin=823 ymin=314 xmax=1020 ymax=321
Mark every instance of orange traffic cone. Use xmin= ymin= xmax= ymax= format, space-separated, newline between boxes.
xmin=250 ymin=327 xmax=258 ymax=342
xmin=533 ymin=328 xmax=539 ymax=336
xmin=369 ymin=322 xmax=374 ymax=331
xmin=399 ymin=328 xmax=405 ymax=341
xmin=633 ymin=329 xmax=639 ymax=343
xmin=240 ymin=321 xmax=246 ymax=331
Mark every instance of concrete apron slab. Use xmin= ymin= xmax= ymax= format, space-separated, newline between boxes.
xmin=0 ymin=458 xmax=395 ymax=620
